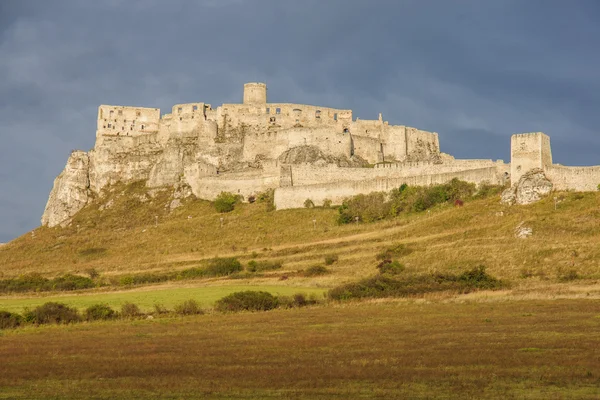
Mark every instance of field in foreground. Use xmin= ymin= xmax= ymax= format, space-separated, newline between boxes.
xmin=1 ymin=299 xmax=599 ymax=399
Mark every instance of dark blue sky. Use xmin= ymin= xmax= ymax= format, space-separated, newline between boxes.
xmin=1 ymin=0 xmax=599 ymax=242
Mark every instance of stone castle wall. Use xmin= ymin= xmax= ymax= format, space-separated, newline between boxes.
xmin=274 ymin=167 xmax=503 ymax=210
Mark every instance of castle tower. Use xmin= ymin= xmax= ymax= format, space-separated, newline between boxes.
xmin=510 ymin=132 xmax=553 ymax=184
xmin=243 ymin=82 xmax=267 ymax=105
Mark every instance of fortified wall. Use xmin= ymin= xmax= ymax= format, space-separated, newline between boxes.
xmin=41 ymin=83 xmax=600 ymax=227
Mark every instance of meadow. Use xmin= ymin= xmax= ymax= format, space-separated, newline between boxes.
xmin=1 ymin=299 xmax=599 ymax=399
xmin=1 ymin=182 xmax=600 ymax=398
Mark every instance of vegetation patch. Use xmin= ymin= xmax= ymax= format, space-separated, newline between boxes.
xmin=23 ymin=302 xmax=81 ymax=325
xmin=0 ymin=273 xmax=95 ymax=294
xmin=247 ymin=260 xmax=283 ymax=272
xmin=302 ymin=265 xmax=330 ymax=277
xmin=214 ymin=192 xmax=242 ymax=213
xmin=85 ymin=304 xmax=117 ymax=321
xmin=338 ymin=179 xmax=503 ymax=224
xmin=174 ymin=299 xmax=203 ymax=315
xmin=328 ymin=266 xmax=505 ymax=301
xmin=0 ymin=311 xmax=23 ymax=329
xmin=215 ymin=291 xmax=279 ymax=312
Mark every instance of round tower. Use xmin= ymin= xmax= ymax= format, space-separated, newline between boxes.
xmin=243 ymin=82 xmax=267 ymax=105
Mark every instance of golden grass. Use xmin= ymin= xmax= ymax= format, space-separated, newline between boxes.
xmin=1 ymin=299 xmax=599 ymax=399
xmin=2 ymin=183 xmax=600 ymax=289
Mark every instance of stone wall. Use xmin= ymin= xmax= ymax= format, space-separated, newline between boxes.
xmin=274 ymin=167 xmax=503 ymax=209
xmin=510 ymin=132 xmax=552 ymax=183
xmin=545 ymin=165 xmax=600 ymax=191
xmin=97 ymin=105 xmax=160 ymax=137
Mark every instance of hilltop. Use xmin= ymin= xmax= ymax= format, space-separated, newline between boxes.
xmin=3 ymin=180 xmax=600 ymax=295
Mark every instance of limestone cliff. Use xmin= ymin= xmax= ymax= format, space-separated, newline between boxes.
xmin=42 ymin=151 xmax=90 ymax=227
xmin=501 ymin=168 xmax=553 ymax=206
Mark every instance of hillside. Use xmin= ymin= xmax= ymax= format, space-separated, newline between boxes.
xmin=2 ymin=181 xmax=600 ymax=291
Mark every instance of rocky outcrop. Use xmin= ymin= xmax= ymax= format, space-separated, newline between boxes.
xmin=278 ymin=145 xmax=368 ymax=167
xmin=41 ymin=151 xmax=90 ymax=227
xmin=501 ymin=168 xmax=553 ymax=205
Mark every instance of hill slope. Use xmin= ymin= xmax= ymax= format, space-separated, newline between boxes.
xmin=2 ymin=182 xmax=600 ymax=290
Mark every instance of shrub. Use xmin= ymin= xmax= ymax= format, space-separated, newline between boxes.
xmin=120 ymin=302 xmax=142 ymax=318
xmin=215 ymin=291 xmax=279 ymax=312
xmin=256 ymin=189 xmax=275 ymax=212
xmin=86 ymin=268 xmax=101 ymax=280
xmin=375 ymin=244 xmax=413 ymax=260
xmin=328 ymin=266 xmax=505 ymax=301
xmin=25 ymin=302 xmax=80 ymax=325
xmin=323 ymin=199 xmax=332 ymax=208
xmin=204 ymin=257 xmax=242 ymax=277
xmin=85 ymin=304 xmax=116 ymax=321
xmin=214 ymin=192 xmax=241 ymax=213
xmin=0 ymin=310 xmax=23 ymax=329
xmin=174 ymin=299 xmax=203 ymax=315
xmin=377 ymin=260 xmax=405 ymax=275
xmin=51 ymin=274 xmax=95 ymax=291
xmin=558 ymin=268 xmax=580 ymax=282
xmin=304 ymin=199 xmax=315 ymax=208
xmin=303 ymin=265 xmax=330 ymax=277
xmin=324 ymin=254 xmax=339 ymax=265
xmin=247 ymin=260 xmax=282 ymax=272
xmin=337 ymin=192 xmax=390 ymax=224
xmin=278 ymin=293 xmax=319 ymax=309
xmin=177 ymin=267 xmax=205 ymax=280
xmin=153 ymin=303 xmax=170 ymax=315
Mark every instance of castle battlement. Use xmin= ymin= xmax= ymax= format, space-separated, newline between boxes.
xmin=42 ymin=82 xmax=600 ymax=228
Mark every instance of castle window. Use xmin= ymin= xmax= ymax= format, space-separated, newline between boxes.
xmin=276 ymin=108 xmax=281 ymax=114
xmin=293 ymin=108 xmax=302 ymax=113
xmin=109 ymin=110 xmax=114 ymax=117
xmin=334 ymin=113 xmax=338 ymax=121
xmin=343 ymin=128 xmax=349 ymax=133
xmin=118 ymin=110 xmax=123 ymax=116
xmin=270 ymin=117 xmax=276 ymax=123
xmin=315 ymin=110 xmax=321 ymax=118
xmin=266 ymin=107 xmax=270 ymax=114
xmin=141 ymin=125 xmax=145 ymax=130
xmin=193 ymin=105 xmax=198 ymax=111
xmin=107 ymin=123 xmax=112 ymax=128
xmin=178 ymin=107 xmax=183 ymax=113
xmin=103 ymin=125 xmax=106 ymax=128
xmin=136 ymin=111 xmax=141 ymax=117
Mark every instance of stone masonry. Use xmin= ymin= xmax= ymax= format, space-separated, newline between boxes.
xmin=41 ymin=83 xmax=600 ymax=227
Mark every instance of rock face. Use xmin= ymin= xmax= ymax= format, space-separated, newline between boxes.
xmin=41 ymin=151 xmax=90 ymax=227
xmin=501 ymin=168 xmax=553 ymax=205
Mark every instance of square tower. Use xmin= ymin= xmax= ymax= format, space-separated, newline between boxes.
xmin=510 ymin=132 xmax=552 ymax=184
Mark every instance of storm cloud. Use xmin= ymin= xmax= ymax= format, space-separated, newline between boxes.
xmin=1 ymin=0 xmax=599 ymax=242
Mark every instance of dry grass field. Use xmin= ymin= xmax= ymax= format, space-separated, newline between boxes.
xmin=1 ymin=183 xmax=600 ymax=399
xmin=1 ymin=299 xmax=599 ymax=399
xmin=1 ymin=182 xmax=600 ymax=286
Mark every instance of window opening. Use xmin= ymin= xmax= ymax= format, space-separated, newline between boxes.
xmin=276 ymin=108 xmax=281 ymax=114
xmin=315 ymin=110 xmax=321 ymax=119
xmin=193 ymin=105 xmax=198 ymax=111
xmin=266 ymin=107 xmax=270 ymax=114
xmin=333 ymin=113 xmax=338 ymax=121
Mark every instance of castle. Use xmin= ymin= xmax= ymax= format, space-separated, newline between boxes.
xmin=41 ymin=83 xmax=600 ymax=227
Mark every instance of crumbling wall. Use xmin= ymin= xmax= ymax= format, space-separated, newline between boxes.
xmin=405 ymin=127 xmax=440 ymax=161
xmin=510 ymin=132 xmax=552 ymax=184
xmin=97 ymin=105 xmax=160 ymax=138
xmin=274 ymin=167 xmax=502 ymax=209
xmin=545 ymin=165 xmax=600 ymax=191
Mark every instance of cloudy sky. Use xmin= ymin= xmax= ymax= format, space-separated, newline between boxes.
xmin=1 ymin=0 xmax=599 ymax=243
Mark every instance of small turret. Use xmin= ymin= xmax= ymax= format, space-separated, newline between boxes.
xmin=243 ymin=82 xmax=267 ymax=105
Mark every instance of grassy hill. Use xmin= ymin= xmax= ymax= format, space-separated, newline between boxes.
xmin=1 ymin=181 xmax=600 ymax=288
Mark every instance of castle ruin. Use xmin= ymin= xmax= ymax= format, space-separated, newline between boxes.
xmin=41 ymin=83 xmax=600 ymax=227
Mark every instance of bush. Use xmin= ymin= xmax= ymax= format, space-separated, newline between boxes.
xmin=247 ymin=260 xmax=282 ymax=272
xmin=376 ymin=244 xmax=413 ymax=261
xmin=85 ymin=304 xmax=116 ymax=321
xmin=204 ymin=257 xmax=242 ymax=277
xmin=256 ymin=189 xmax=276 ymax=212
xmin=214 ymin=192 xmax=241 ymax=213
xmin=51 ymin=274 xmax=95 ymax=291
xmin=304 ymin=199 xmax=315 ymax=208
xmin=86 ymin=268 xmax=101 ymax=280
xmin=279 ymin=293 xmax=319 ymax=308
xmin=120 ymin=302 xmax=142 ymax=318
xmin=324 ymin=254 xmax=339 ymax=265
xmin=25 ymin=302 xmax=80 ymax=325
xmin=215 ymin=291 xmax=279 ymax=312
xmin=323 ymin=199 xmax=332 ymax=208
xmin=153 ymin=303 xmax=170 ymax=315
xmin=174 ymin=299 xmax=203 ymax=315
xmin=328 ymin=266 xmax=505 ymax=301
xmin=0 ymin=310 xmax=23 ymax=329
xmin=377 ymin=260 xmax=405 ymax=275
xmin=338 ymin=192 xmax=390 ymax=224
xmin=303 ymin=265 xmax=330 ymax=277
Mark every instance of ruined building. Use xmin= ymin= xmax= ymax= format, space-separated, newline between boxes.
xmin=41 ymin=83 xmax=600 ymax=227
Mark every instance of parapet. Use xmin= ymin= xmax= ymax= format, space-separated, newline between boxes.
xmin=243 ymin=82 xmax=267 ymax=105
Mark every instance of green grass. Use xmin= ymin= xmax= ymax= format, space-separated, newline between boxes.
xmin=0 ymin=285 xmax=326 ymax=314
